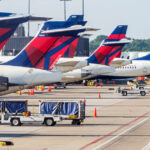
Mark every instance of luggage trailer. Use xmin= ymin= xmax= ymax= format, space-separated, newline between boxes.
xmin=0 ymin=100 xmax=61 ymax=126
xmin=39 ymin=100 xmax=86 ymax=125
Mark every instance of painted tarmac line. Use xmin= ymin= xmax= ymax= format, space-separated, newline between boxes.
xmin=92 ymin=117 xmax=149 ymax=150
xmin=142 ymin=142 xmax=150 ymax=150
xmin=79 ymin=111 xmax=150 ymax=150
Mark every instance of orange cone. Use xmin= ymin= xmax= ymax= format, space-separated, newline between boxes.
xmin=35 ymin=86 xmax=37 ymax=91
xmin=94 ymin=108 xmax=97 ymax=118
xmin=19 ymin=90 xmax=22 ymax=95
xmin=48 ymin=86 xmax=51 ymax=92
xmin=141 ymin=76 xmax=144 ymax=80
xmin=32 ymin=89 xmax=34 ymax=95
xmin=31 ymin=89 xmax=33 ymax=95
xmin=41 ymin=86 xmax=44 ymax=91
xmin=84 ymin=98 xmax=86 ymax=106
xmin=100 ymin=82 xmax=103 ymax=87
xmin=95 ymin=82 xmax=97 ymax=87
xmin=28 ymin=90 xmax=30 ymax=95
xmin=99 ymin=92 xmax=101 ymax=99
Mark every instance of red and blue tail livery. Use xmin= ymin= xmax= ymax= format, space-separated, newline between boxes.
xmin=87 ymin=25 xmax=131 ymax=65
xmin=0 ymin=12 xmax=44 ymax=51
xmin=2 ymin=15 xmax=86 ymax=69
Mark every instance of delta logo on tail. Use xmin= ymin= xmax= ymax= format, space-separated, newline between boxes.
xmin=87 ymin=25 xmax=131 ymax=66
xmin=63 ymin=37 xmax=79 ymax=58
xmin=36 ymin=36 xmax=79 ymax=70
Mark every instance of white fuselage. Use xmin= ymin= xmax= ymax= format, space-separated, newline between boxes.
xmin=0 ymin=65 xmax=62 ymax=85
xmin=62 ymin=64 xmax=115 ymax=82
xmin=100 ymin=60 xmax=150 ymax=78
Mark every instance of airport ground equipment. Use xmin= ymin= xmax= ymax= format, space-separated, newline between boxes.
xmin=40 ymin=100 xmax=85 ymax=125
xmin=0 ymin=100 xmax=61 ymax=126
xmin=55 ymin=83 xmax=66 ymax=89
xmin=0 ymin=77 xmax=8 ymax=92
xmin=121 ymin=88 xmax=149 ymax=96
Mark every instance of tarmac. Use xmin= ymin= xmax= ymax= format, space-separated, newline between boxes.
xmin=0 ymin=85 xmax=150 ymax=150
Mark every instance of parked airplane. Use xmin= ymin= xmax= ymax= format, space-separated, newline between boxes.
xmin=0 ymin=15 xmax=89 ymax=86
xmin=92 ymin=54 xmax=150 ymax=80
xmin=61 ymin=25 xmax=132 ymax=83
xmin=0 ymin=12 xmax=51 ymax=51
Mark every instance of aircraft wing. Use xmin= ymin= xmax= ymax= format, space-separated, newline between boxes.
xmin=55 ymin=60 xmax=88 ymax=73
xmin=110 ymin=58 xmax=132 ymax=67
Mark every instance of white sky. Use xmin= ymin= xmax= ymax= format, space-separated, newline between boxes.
xmin=0 ymin=0 xmax=150 ymax=40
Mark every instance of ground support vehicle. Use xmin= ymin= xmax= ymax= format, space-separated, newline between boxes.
xmin=0 ymin=100 xmax=61 ymax=126
xmin=54 ymin=83 xmax=66 ymax=89
xmin=1 ymin=113 xmax=61 ymax=126
xmin=40 ymin=100 xmax=85 ymax=125
xmin=121 ymin=88 xmax=149 ymax=96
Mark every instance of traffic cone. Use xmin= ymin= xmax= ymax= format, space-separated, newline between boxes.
xmin=32 ymin=89 xmax=34 ymax=95
xmin=136 ymin=77 xmax=138 ymax=81
xmin=35 ymin=86 xmax=37 ymax=91
xmin=84 ymin=98 xmax=86 ymax=106
xmin=99 ymin=92 xmax=101 ymax=99
xmin=19 ymin=90 xmax=22 ymax=95
xmin=48 ymin=86 xmax=51 ymax=92
xmin=31 ymin=89 xmax=33 ymax=95
xmin=100 ymin=82 xmax=103 ymax=87
xmin=95 ymin=82 xmax=97 ymax=87
xmin=141 ymin=76 xmax=144 ymax=80
xmin=94 ymin=108 xmax=97 ymax=118
xmin=41 ymin=86 xmax=44 ymax=91
xmin=28 ymin=90 xmax=30 ymax=95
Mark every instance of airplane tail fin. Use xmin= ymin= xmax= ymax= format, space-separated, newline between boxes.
xmin=2 ymin=15 xmax=86 ymax=69
xmin=87 ymin=25 xmax=130 ymax=65
xmin=0 ymin=12 xmax=46 ymax=51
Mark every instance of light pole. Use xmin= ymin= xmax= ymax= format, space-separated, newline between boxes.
xmin=28 ymin=0 xmax=30 ymax=37
xmin=82 ymin=0 xmax=84 ymax=16
xmin=60 ymin=0 xmax=72 ymax=21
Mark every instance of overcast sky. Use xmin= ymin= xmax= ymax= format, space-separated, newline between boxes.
xmin=0 ymin=0 xmax=150 ymax=40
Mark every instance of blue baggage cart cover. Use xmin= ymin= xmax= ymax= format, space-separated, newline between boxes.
xmin=40 ymin=102 xmax=79 ymax=116
xmin=61 ymin=102 xmax=79 ymax=116
xmin=41 ymin=102 xmax=59 ymax=115
xmin=0 ymin=101 xmax=27 ymax=113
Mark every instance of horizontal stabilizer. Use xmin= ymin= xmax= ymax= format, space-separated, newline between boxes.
xmin=104 ymin=39 xmax=133 ymax=45
xmin=85 ymin=27 xmax=100 ymax=31
xmin=42 ymin=25 xmax=86 ymax=34
xmin=28 ymin=16 xmax=52 ymax=21
xmin=80 ymin=33 xmax=93 ymax=37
